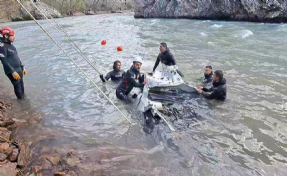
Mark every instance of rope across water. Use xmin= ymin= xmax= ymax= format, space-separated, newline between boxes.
xmin=15 ymin=0 xmax=132 ymax=124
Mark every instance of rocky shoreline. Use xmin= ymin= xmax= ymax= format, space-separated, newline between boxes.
xmin=0 ymin=93 xmax=79 ymax=176
xmin=0 ymin=0 xmax=134 ymax=23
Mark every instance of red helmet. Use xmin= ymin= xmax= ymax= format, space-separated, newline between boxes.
xmin=0 ymin=27 xmax=15 ymax=36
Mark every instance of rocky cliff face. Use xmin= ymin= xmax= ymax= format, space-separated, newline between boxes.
xmin=20 ymin=1 xmax=62 ymax=20
xmin=85 ymin=0 xmax=134 ymax=11
xmin=134 ymin=0 xmax=287 ymax=23
xmin=0 ymin=0 xmax=62 ymax=22
xmin=41 ymin=0 xmax=86 ymax=15
xmin=0 ymin=0 xmax=22 ymax=22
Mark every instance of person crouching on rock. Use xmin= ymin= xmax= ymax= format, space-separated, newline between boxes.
xmin=197 ymin=70 xmax=226 ymax=101
xmin=100 ymin=60 xmax=125 ymax=82
xmin=0 ymin=27 xmax=27 ymax=99
xmin=116 ymin=57 xmax=146 ymax=101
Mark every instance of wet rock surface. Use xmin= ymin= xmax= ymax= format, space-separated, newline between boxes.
xmin=54 ymin=172 xmax=66 ymax=176
xmin=47 ymin=155 xmax=60 ymax=166
xmin=18 ymin=142 xmax=32 ymax=167
xmin=0 ymin=162 xmax=17 ymax=176
xmin=0 ymin=152 xmax=7 ymax=161
xmin=0 ymin=97 xmax=79 ymax=175
xmin=134 ymin=0 xmax=287 ymax=23
xmin=8 ymin=148 xmax=19 ymax=162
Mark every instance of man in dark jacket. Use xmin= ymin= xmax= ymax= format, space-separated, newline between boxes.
xmin=152 ymin=42 xmax=176 ymax=72
xmin=116 ymin=57 xmax=146 ymax=101
xmin=100 ymin=60 xmax=125 ymax=82
xmin=0 ymin=27 xmax=27 ymax=99
xmin=197 ymin=70 xmax=226 ymax=100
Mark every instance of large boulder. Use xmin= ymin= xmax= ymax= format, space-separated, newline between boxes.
xmin=134 ymin=0 xmax=287 ymax=23
xmin=20 ymin=1 xmax=62 ymax=20
xmin=0 ymin=0 xmax=62 ymax=22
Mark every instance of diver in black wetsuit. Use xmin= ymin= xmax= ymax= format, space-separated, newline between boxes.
xmin=100 ymin=61 xmax=125 ymax=82
xmin=116 ymin=57 xmax=146 ymax=101
xmin=152 ymin=42 xmax=176 ymax=72
xmin=0 ymin=27 xmax=27 ymax=99
xmin=197 ymin=70 xmax=227 ymax=101
xmin=202 ymin=66 xmax=213 ymax=84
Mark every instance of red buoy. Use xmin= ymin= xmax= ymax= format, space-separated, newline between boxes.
xmin=101 ymin=40 xmax=107 ymax=45
xmin=117 ymin=46 xmax=123 ymax=51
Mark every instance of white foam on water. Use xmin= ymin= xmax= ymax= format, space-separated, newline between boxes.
xmin=234 ymin=30 xmax=254 ymax=39
xmin=211 ymin=24 xmax=223 ymax=29
xmin=278 ymin=24 xmax=287 ymax=32
xmin=207 ymin=41 xmax=215 ymax=46
xmin=200 ymin=32 xmax=208 ymax=37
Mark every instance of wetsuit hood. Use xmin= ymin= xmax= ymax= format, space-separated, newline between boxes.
xmin=213 ymin=78 xmax=226 ymax=87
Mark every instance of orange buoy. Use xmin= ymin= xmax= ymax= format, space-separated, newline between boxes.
xmin=101 ymin=40 xmax=107 ymax=45
xmin=117 ymin=46 xmax=123 ymax=51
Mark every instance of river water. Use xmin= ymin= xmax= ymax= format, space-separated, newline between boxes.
xmin=1 ymin=13 xmax=287 ymax=176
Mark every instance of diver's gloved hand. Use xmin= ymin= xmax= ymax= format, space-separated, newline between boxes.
xmin=12 ymin=72 xmax=21 ymax=80
xmin=148 ymin=71 xmax=154 ymax=76
xmin=100 ymin=74 xmax=106 ymax=82
xmin=23 ymin=69 xmax=27 ymax=76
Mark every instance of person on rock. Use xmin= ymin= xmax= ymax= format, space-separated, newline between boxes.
xmin=152 ymin=42 xmax=176 ymax=73
xmin=0 ymin=27 xmax=27 ymax=99
xmin=116 ymin=57 xmax=146 ymax=101
xmin=197 ymin=70 xmax=227 ymax=100
xmin=100 ymin=61 xmax=125 ymax=82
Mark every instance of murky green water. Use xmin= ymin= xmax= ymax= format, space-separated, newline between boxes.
xmin=1 ymin=13 xmax=287 ymax=175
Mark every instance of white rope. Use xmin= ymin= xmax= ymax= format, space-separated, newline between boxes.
xmin=154 ymin=109 xmax=176 ymax=131
xmin=15 ymin=0 xmax=131 ymax=124
xmin=30 ymin=0 xmax=101 ymax=74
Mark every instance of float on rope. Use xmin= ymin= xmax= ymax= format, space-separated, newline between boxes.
xmin=117 ymin=46 xmax=123 ymax=51
xmin=101 ymin=40 xmax=107 ymax=45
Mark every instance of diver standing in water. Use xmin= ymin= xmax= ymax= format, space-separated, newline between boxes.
xmin=116 ymin=57 xmax=146 ymax=101
xmin=152 ymin=42 xmax=176 ymax=73
xmin=151 ymin=42 xmax=184 ymax=77
xmin=0 ymin=27 xmax=27 ymax=99
xmin=201 ymin=65 xmax=213 ymax=88
xmin=100 ymin=60 xmax=125 ymax=82
xmin=197 ymin=70 xmax=227 ymax=100
xmin=202 ymin=66 xmax=213 ymax=84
